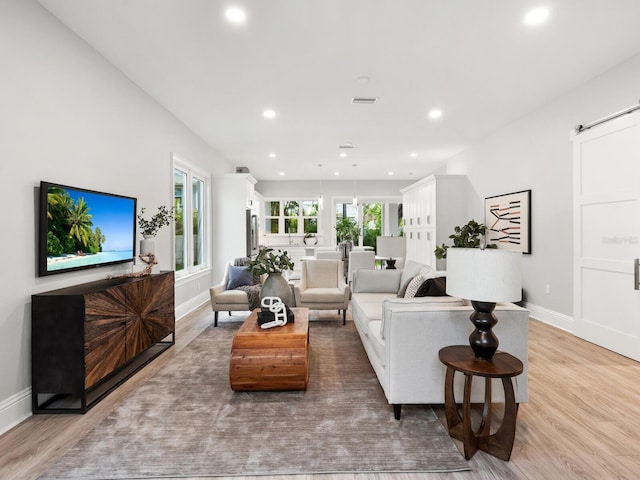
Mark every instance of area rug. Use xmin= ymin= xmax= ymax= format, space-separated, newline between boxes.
xmin=40 ymin=317 xmax=470 ymax=479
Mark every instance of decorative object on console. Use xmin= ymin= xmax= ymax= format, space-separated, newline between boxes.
xmin=247 ymin=247 xmax=295 ymax=305
xmin=484 ymin=190 xmax=531 ymax=254
xmin=376 ymin=235 xmax=406 ymax=269
xmin=434 ymin=219 xmax=495 ymax=260
xmin=137 ymin=205 xmax=175 ymax=255
xmin=446 ymin=247 xmax=522 ymax=360
xmin=108 ymin=254 xmax=157 ymax=278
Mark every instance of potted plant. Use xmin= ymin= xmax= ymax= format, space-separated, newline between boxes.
xmin=137 ymin=205 xmax=175 ymax=238
xmin=137 ymin=205 xmax=175 ymax=256
xmin=434 ymin=219 xmax=496 ymax=259
xmin=247 ymin=247 xmax=295 ymax=305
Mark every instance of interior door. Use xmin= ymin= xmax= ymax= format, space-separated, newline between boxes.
xmin=573 ymin=110 xmax=640 ymax=361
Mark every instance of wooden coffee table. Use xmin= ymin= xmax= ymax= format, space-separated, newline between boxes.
xmin=229 ymin=308 xmax=309 ymax=391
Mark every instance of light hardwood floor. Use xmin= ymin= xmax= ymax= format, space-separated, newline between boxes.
xmin=1 ymin=305 xmax=639 ymax=480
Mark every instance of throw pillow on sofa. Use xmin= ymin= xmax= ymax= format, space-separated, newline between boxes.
xmin=226 ymin=265 xmax=253 ymax=290
xmin=397 ymin=261 xmax=433 ymax=297
xmin=415 ymin=276 xmax=447 ymax=297
xmin=404 ymin=274 xmax=430 ymax=298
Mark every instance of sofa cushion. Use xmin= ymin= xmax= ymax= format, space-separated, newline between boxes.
xmin=300 ymin=287 xmax=344 ymax=303
xmin=367 ymin=320 xmax=386 ymax=367
xmin=226 ymin=265 xmax=253 ymax=290
xmin=353 ymin=269 xmax=402 ymax=293
xmin=215 ymin=289 xmax=249 ymax=304
xmin=398 ymin=261 xmax=433 ymax=296
xmin=351 ymin=293 xmax=395 ymax=322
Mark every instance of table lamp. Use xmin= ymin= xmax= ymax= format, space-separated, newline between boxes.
xmin=445 ymin=247 xmax=522 ymax=360
xmin=376 ymin=236 xmax=406 ymax=269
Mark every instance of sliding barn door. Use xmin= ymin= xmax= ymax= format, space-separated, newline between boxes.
xmin=573 ymin=110 xmax=640 ymax=361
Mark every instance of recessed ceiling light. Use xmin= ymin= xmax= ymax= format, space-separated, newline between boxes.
xmin=268 ymin=153 xmax=276 ymax=158
xmin=524 ymin=7 xmax=549 ymax=26
xmin=279 ymin=172 xmax=285 ymax=176
xmin=339 ymin=153 xmax=347 ymax=158
xmin=225 ymin=7 xmax=247 ymax=24
xmin=388 ymin=171 xmax=394 ymax=176
xmin=333 ymin=172 xmax=340 ymax=176
xmin=428 ymin=109 xmax=443 ymax=120
xmin=357 ymin=76 xmax=371 ymax=84
xmin=263 ymin=109 xmax=276 ymax=119
xmin=410 ymin=152 xmax=417 ymax=158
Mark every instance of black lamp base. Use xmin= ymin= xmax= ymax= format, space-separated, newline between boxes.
xmin=469 ymin=301 xmax=499 ymax=360
xmin=385 ymin=258 xmax=396 ymax=269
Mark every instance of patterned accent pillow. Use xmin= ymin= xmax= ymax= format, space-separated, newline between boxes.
xmin=404 ymin=274 xmax=429 ymax=298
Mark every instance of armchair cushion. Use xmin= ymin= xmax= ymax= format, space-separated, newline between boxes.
xmin=226 ymin=265 xmax=253 ymax=290
xmin=304 ymin=260 xmax=340 ymax=288
xmin=215 ymin=289 xmax=251 ymax=304
xmin=300 ymin=287 xmax=346 ymax=303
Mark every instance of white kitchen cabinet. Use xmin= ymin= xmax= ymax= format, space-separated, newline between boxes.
xmin=401 ymin=175 xmax=468 ymax=269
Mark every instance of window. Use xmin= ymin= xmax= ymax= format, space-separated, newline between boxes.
xmin=264 ymin=199 xmax=319 ymax=235
xmin=173 ymin=155 xmax=209 ymax=277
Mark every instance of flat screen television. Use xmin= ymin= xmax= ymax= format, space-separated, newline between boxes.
xmin=38 ymin=181 xmax=137 ymax=276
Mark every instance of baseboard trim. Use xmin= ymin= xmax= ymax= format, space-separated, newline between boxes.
xmin=175 ymin=291 xmax=210 ymax=321
xmin=0 ymin=387 xmax=32 ymax=436
xmin=525 ymin=302 xmax=574 ymax=333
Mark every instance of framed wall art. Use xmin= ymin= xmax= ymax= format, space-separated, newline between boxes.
xmin=484 ymin=189 xmax=531 ymax=254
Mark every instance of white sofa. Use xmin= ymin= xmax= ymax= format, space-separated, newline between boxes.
xmin=350 ymin=262 xmax=529 ymax=419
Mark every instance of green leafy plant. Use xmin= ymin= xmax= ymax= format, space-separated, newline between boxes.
xmin=247 ymin=247 xmax=295 ymax=276
xmin=137 ymin=205 xmax=175 ymax=237
xmin=434 ymin=219 xmax=496 ymax=259
xmin=335 ymin=217 xmax=359 ymax=243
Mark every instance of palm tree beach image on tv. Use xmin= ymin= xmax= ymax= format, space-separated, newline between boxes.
xmin=38 ymin=181 xmax=137 ymax=276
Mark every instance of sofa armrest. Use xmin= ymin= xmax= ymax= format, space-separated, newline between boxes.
xmin=381 ymin=304 xmax=529 ymax=404
xmin=352 ymin=268 xmax=402 ymax=294
xmin=209 ymin=282 xmax=227 ymax=307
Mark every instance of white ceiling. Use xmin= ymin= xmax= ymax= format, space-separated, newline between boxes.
xmin=39 ymin=0 xmax=640 ymax=181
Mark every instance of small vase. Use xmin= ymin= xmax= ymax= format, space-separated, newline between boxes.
xmin=260 ymin=272 xmax=293 ymax=306
xmin=140 ymin=235 xmax=155 ymax=256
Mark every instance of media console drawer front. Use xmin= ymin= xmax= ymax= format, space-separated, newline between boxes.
xmin=31 ymin=271 xmax=175 ymax=414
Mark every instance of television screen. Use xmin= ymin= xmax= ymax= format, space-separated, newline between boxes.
xmin=38 ymin=181 xmax=137 ymax=276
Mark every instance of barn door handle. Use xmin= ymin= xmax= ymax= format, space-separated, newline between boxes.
xmin=635 ymin=258 xmax=639 ymax=290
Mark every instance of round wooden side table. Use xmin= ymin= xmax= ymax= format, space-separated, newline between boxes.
xmin=438 ymin=345 xmax=523 ymax=461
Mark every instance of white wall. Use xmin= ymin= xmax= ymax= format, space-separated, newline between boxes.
xmin=446 ymin=52 xmax=640 ymax=329
xmin=0 ymin=0 xmax=233 ymax=434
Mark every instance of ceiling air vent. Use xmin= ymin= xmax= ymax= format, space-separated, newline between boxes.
xmin=351 ymin=97 xmax=378 ymax=105
xmin=338 ymin=143 xmax=355 ymax=149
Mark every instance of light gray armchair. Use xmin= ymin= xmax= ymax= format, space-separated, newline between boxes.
xmin=209 ymin=262 xmax=261 ymax=326
xmin=294 ymin=259 xmax=350 ymax=325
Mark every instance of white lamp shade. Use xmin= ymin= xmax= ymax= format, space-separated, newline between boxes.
xmin=376 ymin=236 xmax=406 ymax=258
xmin=446 ymin=248 xmax=522 ymax=303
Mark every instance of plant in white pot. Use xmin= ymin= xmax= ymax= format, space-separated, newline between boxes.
xmin=247 ymin=247 xmax=295 ymax=305
xmin=434 ymin=219 xmax=495 ymax=260
xmin=137 ymin=205 xmax=175 ymax=256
